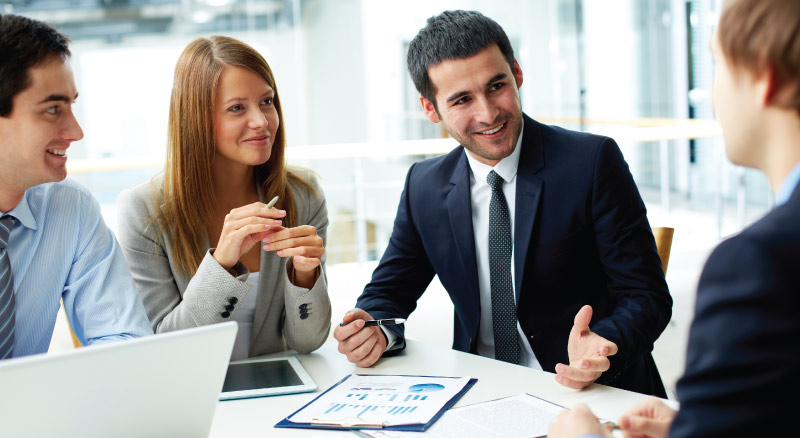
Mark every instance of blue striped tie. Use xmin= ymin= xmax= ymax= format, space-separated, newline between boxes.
xmin=487 ymin=171 xmax=520 ymax=364
xmin=0 ymin=215 xmax=15 ymax=360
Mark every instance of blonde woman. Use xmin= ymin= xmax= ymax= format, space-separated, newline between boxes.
xmin=117 ymin=36 xmax=331 ymax=359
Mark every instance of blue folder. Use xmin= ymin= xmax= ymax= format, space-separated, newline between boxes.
xmin=274 ymin=374 xmax=478 ymax=431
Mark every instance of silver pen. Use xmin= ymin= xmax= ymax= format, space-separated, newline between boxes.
xmin=264 ymin=195 xmax=279 ymax=209
xmin=339 ymin=318 xmax=406 ymax=327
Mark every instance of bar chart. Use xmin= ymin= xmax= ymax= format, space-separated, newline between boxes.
xmin=287 ymin=374 xmax=473 ymax=426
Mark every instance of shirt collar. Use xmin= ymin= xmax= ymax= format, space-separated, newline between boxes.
xmin=776 ymin=160 xmax=800 ymax=206
xmin=465 ymin=122 xmax=524 ymax=185
xmin=4 ymin=188 xmax=38 ymax=230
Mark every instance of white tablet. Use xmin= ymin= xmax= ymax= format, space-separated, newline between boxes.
xmin=219 ymin=356 xmax=317 ymax=401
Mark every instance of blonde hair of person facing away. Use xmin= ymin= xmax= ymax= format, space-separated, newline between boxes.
xmin=117 ymin=35 xmax=331 ymax=358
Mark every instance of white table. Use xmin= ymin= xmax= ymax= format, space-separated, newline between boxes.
xmin=210 ymin=340 xmax=658 ymax=437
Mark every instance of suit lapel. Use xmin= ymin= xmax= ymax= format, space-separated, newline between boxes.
xmin=514 ymin=116 xmax=545 ymax=302
xmin=446 ymin=151 xmax=481 ymax=329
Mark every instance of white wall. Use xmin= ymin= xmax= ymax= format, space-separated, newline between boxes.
xmin=301 ymin=0 xmax=368 ymax=145
xmin=70 ymin=30 xmax=303 ymax=162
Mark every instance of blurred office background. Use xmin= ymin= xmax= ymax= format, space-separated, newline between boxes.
xmin=7 ymin=0 xmax=772 ymax=398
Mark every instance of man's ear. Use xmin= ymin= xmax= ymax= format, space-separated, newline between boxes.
xmin=755 ymin=65 xmax=777 ymax=108
xmin=420 ymin=96 xmax=441 ymax=123
xmin=513 ymin=58 xmax=523 ymax=89
xmin=760 ymin=64 xmax=799 ymax=109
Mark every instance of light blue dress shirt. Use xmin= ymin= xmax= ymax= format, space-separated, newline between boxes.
xmin=775 ymin=160 xmax=800 ymax=206
xmin=3 ymin=178 xmax=152 ymax=357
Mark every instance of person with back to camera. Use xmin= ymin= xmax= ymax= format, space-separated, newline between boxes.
xmin=117 ymin=36 xmax=331 ymax=359
xmin=548 ymin=0 xmax=800 ymax=436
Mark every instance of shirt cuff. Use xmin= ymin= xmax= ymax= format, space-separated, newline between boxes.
xmin=381 ymin=326 xmax=400 ymax=352
xmin=208 ymin=248 xmax=249 ymax=280
xmin=284 ymin=262 xmax=322 ymax=295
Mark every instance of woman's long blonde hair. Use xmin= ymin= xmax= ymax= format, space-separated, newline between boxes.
xmin=157 ymin=35 xmax=312 ymax=275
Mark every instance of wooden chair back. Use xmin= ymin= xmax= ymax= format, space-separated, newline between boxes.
xmin=62 ymin=301 xmax=83 ymax=348
xmin=652 ymin=227 xmax=675 ymax=275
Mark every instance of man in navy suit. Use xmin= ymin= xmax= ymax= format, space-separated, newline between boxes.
xmin=334 ymin=10 xmax=672 ymax=397
xmin=549 ymin=0 xmax=800 ymax=436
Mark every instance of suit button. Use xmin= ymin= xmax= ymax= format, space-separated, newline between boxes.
xmin=228 ymin=297 xmax=238 ymax=305
xmin=225 ymin=304 xmax=235 ymax=312
xmin=221 ymin=311 xmax=231 ymax=318
xmin=300 ymin=313 xmax=309 ymax=320
xmin=299 ymin=303 xmax=308 ymax=310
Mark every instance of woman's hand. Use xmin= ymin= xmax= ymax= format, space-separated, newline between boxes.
xmin=262 ymin=225 xmax=324 ymax=288
xmin=213 ymin=202 xmax=285 ymax=270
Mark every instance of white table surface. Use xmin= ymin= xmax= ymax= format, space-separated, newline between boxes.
xmin=210 ymin=340 xmax=658 ymax=437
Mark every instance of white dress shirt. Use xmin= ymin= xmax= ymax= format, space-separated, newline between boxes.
xmin=463 ymin=125 xmax=541 ymax=370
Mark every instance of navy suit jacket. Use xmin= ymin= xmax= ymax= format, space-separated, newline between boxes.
xmin=357 ymin=115 xmax=672 ymax=396
xmin=670 ymin=183 xmax=800 ymax=436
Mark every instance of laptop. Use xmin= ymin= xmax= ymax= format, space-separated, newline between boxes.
xmin=0 ymin=321 xmax=237 ymax=438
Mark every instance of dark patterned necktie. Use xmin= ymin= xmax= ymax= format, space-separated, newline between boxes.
xmin=0 ymin=215 xmax=15 ymax=360
xmin=486 ymin=171 xmax=520 ymax=364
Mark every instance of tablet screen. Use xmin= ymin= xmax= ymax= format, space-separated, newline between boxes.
xmin=222 ymin=359 xmax=303 ymax=393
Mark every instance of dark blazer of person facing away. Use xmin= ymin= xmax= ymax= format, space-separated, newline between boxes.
xmin=670 ymin=184 xmax=800 ymax=436
xmin=357 ymin=114 xmax=672 ymax=397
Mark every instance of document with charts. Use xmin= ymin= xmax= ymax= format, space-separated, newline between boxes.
xmin=286 ymin=374 xmax=473 ymax=427
xmin=356 ymin=393 xmax=569 ymax=438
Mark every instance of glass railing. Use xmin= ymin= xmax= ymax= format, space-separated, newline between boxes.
xmin=68 ymin=117 xmax=769 ymax=265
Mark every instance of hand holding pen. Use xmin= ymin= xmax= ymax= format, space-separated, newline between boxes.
xmin=339 ymin=318 xmax=406 ymax=327
xmin=333 ymin=309 xmax=404 ymax=368
xmin=258 ymin=195 xmax=325 ymax=287
xmin=213 ymin=195 xmax=285 ymax=270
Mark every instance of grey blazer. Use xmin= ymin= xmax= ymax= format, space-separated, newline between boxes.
xmin=116 ymin=170 xmax=331 ymax=356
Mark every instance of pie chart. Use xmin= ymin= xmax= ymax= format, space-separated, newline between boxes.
xmin=408 ymin=383 xmax=445 ymax=393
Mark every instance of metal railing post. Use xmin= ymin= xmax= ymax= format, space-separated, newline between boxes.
xmin=353 ymin=157 xmax=368 ymax=263
xmin=660 ymin=139 xmax=670 ymax=212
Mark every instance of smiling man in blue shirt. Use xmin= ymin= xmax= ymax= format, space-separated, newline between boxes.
xmin=0 ymin=14 xmax=152 ymax=359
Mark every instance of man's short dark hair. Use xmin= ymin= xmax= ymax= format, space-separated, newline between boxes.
xmin=0 ymin=14 xmax=71 ymax=117
xmin=406 ymin=10 xmax=515 ymax=108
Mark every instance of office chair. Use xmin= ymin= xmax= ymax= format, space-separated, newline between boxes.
xmin=61 ymin=301 xmax=83 ymax=348
xmin=651 ymin=226 xmax=675 ymax=275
